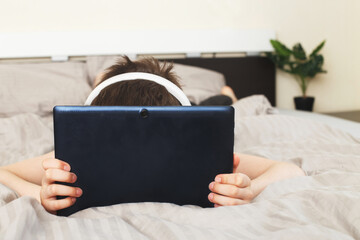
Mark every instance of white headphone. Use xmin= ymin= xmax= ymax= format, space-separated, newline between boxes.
xmin=84 ymin=72 xmax=191 ymax=106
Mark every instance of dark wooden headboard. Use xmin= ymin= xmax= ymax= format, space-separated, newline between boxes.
xmin=161 ymin=57 xmax=276 ymax=106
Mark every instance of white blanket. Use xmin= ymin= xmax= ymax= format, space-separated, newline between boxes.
xmin=1 ymin=96 xmax=360 ymax=239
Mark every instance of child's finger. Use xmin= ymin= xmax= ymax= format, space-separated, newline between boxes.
xmin=43 ymin=184 xmax=82 ymax=199
xmin=233 ymin=153 xmax=240 ymax=172
xmin=43 ymin=168 xmax=77 ymax=185
xmin=209 ymin=181 xmax=253 ymax=200
xmin=42 ymin=158 xmax=71 ymax=171
xmin=43 ymin=197 xmax=77 ymax=212
xmin=215 ymin=173 xmax=250 ymax=188
xmin=208 ymin=192 xmax=248 ymax=206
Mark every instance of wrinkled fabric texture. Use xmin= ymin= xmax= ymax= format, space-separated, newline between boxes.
xmin=0 ymin=62 xmax=91 ymax=117
xmin=1 ymin=95 xmax=360 ymax=239
xmin=232 ymin=94 xmax=278 ymax=118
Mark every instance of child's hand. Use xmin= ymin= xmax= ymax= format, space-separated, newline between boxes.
xmin=208 ymin=154 xmax=254 ymax=207
xmin=40 ymin=158 xmax=82 ymax=214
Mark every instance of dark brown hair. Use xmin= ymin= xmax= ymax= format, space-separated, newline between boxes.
xmin=91 ymin=56 xmax=182 ymax=106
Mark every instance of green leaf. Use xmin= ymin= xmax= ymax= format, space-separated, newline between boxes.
xmin=266 ymin=52 xmax=291 ymax=70
xmin=292 ymin=43 xmax=307 ymax=60
xmin=293 ymin=55 xmax=325 ymax=78
xmin=310 ymin=40 xmax=326 ymax=57
xmin=307 ymin=55 xmax=325 ymax=77
xmin=270 ymin=40 xmax=292 ymax=57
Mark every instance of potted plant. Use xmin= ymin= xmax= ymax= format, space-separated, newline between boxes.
xmin=266 ymin=40 xmax=326 ymax=111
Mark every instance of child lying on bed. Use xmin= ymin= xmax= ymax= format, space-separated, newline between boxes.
xmin=0 ymin=56 xmax=305 ymax=214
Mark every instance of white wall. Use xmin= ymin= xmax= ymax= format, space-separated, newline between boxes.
xmin=0 ymin=0 xmax=359 ymax=112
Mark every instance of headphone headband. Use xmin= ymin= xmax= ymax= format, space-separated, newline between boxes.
xmin=84 ymin=72 xmax=191 ymax=106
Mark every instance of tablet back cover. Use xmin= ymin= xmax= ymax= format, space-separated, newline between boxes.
xmin=54 ymin=106 xmax=234 ymax=216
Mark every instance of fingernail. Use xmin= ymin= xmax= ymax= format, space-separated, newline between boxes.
xmin=72 ymin=174 xmax=77 ymax=182
xmin=215 ymin=177 xmax=221 ymax=183
xmin=208 ymin=193 xmax=214 ymax=200
xmin=209 ymin=182 xmax=214 ymax=190
xmin=76 ymin=189 xmax=82 ymax=196
xmin=71 ymin=197 xmax=76 ymax=203
xmin=64 ymin=165 xmax=70 ymax=171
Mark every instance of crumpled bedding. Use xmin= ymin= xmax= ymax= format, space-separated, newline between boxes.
xmin=0 ymin=95 xmax=360 ymax=239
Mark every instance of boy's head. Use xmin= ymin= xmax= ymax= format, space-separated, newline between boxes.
xmin=91 ymin=56 xmax=182 ymax=106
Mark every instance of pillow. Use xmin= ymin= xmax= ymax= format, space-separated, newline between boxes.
xmin=86 ymin=55 xmax=121 ymax=86
xmin=0 ymin=62 xmax=91 ymax=117
xmin=172 ymin=63 xmax=225 ymax=104
xmin=85 ymin=56 xmax=226 ymax=104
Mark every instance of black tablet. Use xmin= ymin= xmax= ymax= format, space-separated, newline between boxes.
xmin=54 ymin=106 xmax=234 ymax=216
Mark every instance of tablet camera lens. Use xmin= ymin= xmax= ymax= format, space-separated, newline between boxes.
xmin=140 ymin=109 xmax=149 ymax=118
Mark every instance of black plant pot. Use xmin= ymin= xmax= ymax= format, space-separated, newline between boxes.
xmin=294 ymin=96 xmax=315 ymax=112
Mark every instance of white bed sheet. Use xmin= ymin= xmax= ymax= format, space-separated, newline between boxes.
xmin=277 ymin=108 xmax=360 ymax=139
xmin=1 ymin=96 xmax=360 ymax=239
